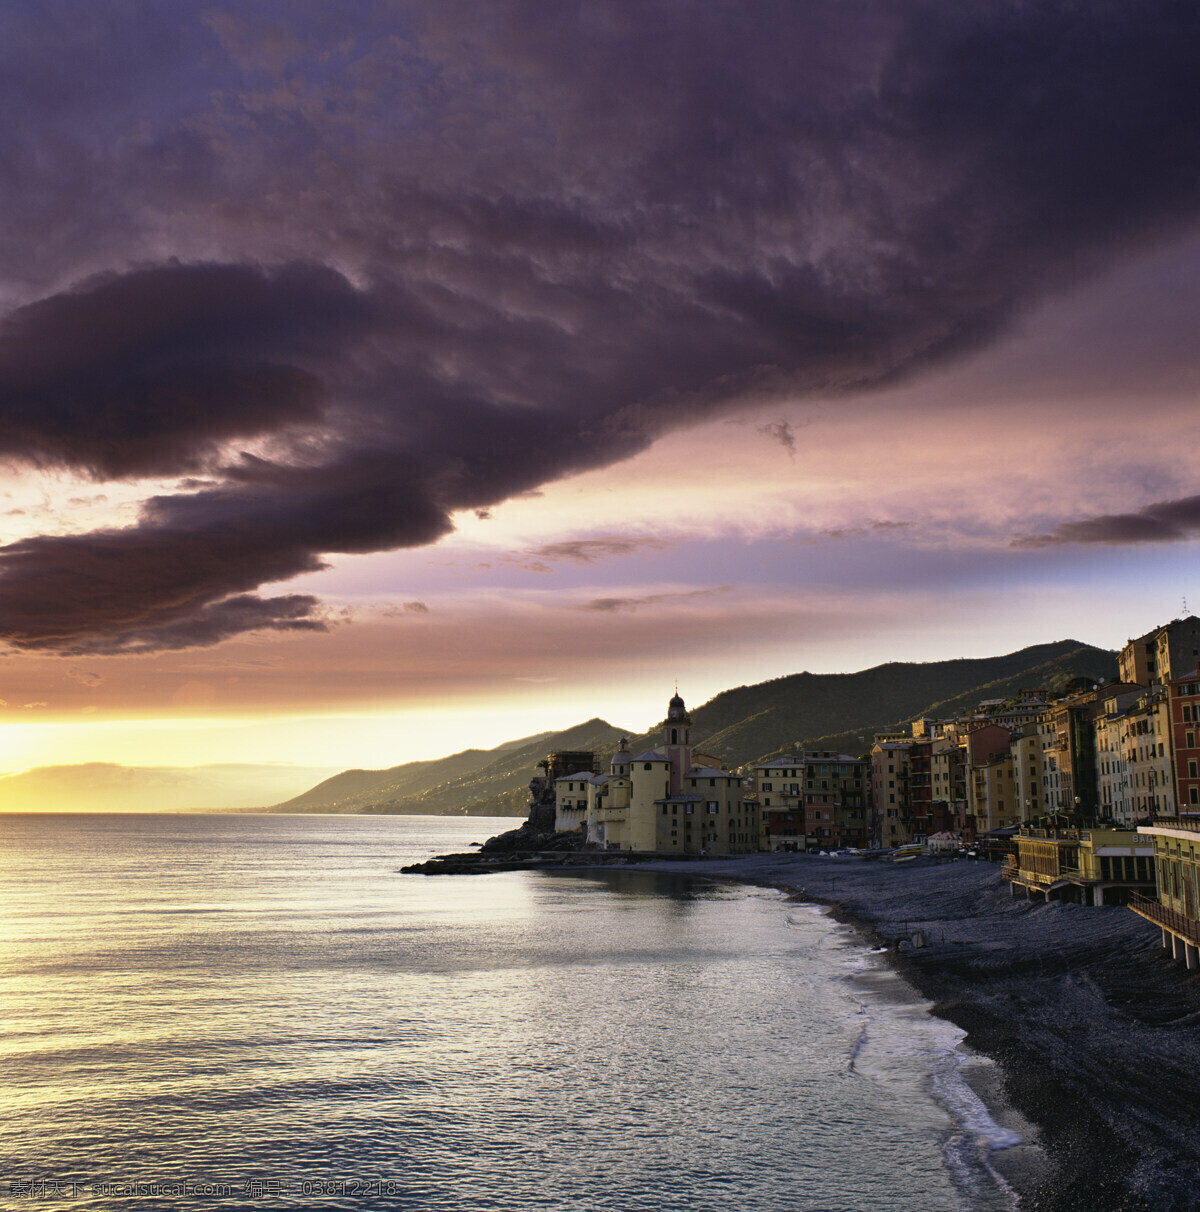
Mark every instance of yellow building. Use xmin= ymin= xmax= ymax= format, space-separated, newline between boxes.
xmin=1004 ymin=827 xmax=1079 ymax=899
xmin=871 ymin=741 xmax=912 ymax=847
xmin=1009 ymin=725 xmax=1045 ymax=823
xmin=968 ymin=752 xmax=1016 ymax=833
xmin=1132 ymin=819 xmax=1200 ymax=968
xmin=1006 ymin=826 xmax=1153 ymax=905
xmin=556 ymin=693 xmax=765 ymax=855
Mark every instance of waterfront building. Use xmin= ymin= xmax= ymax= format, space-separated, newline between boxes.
xmin=1132 ymin=817 xmax=1200 ymax=967
xmin=801 ymin=751 xmax=869 ymax=849
xmin=930 ymin=740 xmax=966 ymax=838
xmin=1005 ymin=826 xmax=1154 ymax=905
xmin=871 ymin=740 xmax=912 ymax=847
xmin=754 ymin=752 xmax=868 ymax=850
xmin=908 ymin=738 xmax=933 ymax=838
xmin=553 ymin=693 xmax=764 ymax=855
xmin=555 ymin=770 xmax=594 ymax=833
xmin=754 ymin=756 xmax=806 ymax=850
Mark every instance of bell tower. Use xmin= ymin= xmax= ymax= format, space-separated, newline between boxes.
xmin=662 ymin=692 xmax=693 ymax=794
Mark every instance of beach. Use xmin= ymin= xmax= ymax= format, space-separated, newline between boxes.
xmin=601 ymin=853 xmax=1200 ymax=1212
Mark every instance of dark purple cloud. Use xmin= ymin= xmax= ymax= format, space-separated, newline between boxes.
xmin=0 ymin=0 xmax=1198 ymax=651
xmin=0 ymin=262 xmax=368 ymax=476
xmin=1014 ymin=495 xmax=1200 ymax=549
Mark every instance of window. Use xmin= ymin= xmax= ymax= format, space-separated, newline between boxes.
xmin=662 ymin=805 xmax=669 ymax=815
xmin=644 ymin=763 xmax=653 ymax=770
xmin=707 ymin=801 xmax=719 ymax=814
xmin=1190 ymin=761 xmax=1197 ymax=779
xmin=685 ymin=804 xmax=694 ymax=815
xmin=762 ymin=782 xmax=772 ymax=792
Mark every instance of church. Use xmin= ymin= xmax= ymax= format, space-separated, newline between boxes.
xmin=553 ymin=693 xmax=763 ymax=854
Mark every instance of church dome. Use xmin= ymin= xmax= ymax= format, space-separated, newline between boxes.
xmin=667 ymin=692 xmax=690 ymax=722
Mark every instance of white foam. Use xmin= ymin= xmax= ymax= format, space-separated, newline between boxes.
xmin=838 ymin=947 xmax=1023 ymax=1210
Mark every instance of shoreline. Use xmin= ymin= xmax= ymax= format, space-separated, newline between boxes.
xmin=547 ymin=853 xmax=1200 ymax=1211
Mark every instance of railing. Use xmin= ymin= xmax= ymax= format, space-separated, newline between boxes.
xmin=1129 ymin=891 xmax=1200 ymax=946
xmin=1146 ymin=815 xmax=1200 ymax=834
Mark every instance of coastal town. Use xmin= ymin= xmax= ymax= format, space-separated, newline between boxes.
xmin=524 ymin=614 xmax=1200 ymax=969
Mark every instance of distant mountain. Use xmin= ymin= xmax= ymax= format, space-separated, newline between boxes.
xmin=274 ymin=638 xmax=1119 ymax=816
xmin=0 ymin=763 xmax=341 ymax=814
xmin=268 ymin=719 xmax=631 ymax=816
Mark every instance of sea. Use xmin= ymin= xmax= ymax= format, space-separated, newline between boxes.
xmin=0 ymin=813 xmax=1025 ymax=1211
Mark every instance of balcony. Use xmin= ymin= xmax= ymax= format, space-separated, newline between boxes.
xmin=1129 ymin=891 xmax=1200 ymax=946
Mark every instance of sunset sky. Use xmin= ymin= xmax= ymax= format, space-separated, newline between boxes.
xmin=2 ymin=1 xmax=1200 ymax=784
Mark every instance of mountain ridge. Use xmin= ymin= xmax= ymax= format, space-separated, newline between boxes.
xmin=268 ymin=637 xmax=1118 ymax=816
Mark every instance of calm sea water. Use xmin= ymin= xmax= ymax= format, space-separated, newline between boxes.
xmin=0 ymin=814 xmax=1020 ymax=1210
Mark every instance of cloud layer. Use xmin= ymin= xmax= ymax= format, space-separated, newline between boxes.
xmin=1015 ymin=495 xmax=1200 ymax=549
xmin=1 ymin=0 xmax=1199 ymax=651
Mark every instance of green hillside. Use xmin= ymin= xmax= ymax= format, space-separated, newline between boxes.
xmin=272 ymin=638 xmax=1118 ymax=816
xmin=622 ymin=639 xmax=1116 ymax=765
xmin=269 ymin=719 xmax=630 ymax=816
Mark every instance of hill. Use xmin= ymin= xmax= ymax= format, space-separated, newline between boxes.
xmin=674 ymin=640 xmax=1118 ymax=766
xmin=268 ymin=718 xmax=631 ymax=816
xmin=275 ymin=638 xmax=1118 ymax=815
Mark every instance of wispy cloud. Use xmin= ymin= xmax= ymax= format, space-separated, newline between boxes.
xmin=520 ymin=536 xmax=674 ymax=566
xmin=576 ymin=585 xmax=735 ymax=613
xmin=758 ymin=419 xmax=797 ymax=458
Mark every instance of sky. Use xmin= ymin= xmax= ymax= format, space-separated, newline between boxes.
xmin=2 ymin=0 xmax=1200 ymax=784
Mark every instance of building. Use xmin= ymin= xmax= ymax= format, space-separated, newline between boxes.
xmin=1005 ymin=826 xmax=1153 ymax=905
xmin=1120 ymin=616 xmax=1200 ymax=686
xmin=1010 ymin=723 xmax=1047 ymax=824
xmin=550 ymin=693 xmax=764 ymax=855
xmin=1120 ymin=686 xmax=1174 ymax=823
xmin=800 ymin=751 xmax=869 ymax=849
xmin=1168 ymin=672 xmax=1200 ymax=815
xmin=1131 ymin=818 xmax=1200 ymax=968
xmin=754 ymin=756 xmax=806 ymax=850
xmin=871 ymin=740 xmax=912 ymax=847
xmin=930 ymin=740 xmax=966 ymax=838
xmin=755 ymin=751 xmax=869 ymax=851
